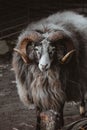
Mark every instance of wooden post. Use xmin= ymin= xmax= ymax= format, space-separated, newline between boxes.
xmin=40 ymin=110 xmax=61 ymax=130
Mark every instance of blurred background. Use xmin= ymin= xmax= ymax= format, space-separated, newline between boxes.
xmin=0 ymin=1 xmax=87 ymax=130
xmin=0 ymin=0 xmax=87 ymax=59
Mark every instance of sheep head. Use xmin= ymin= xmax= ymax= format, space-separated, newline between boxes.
xmin=14 ymin=30 xmax=75 ymax=71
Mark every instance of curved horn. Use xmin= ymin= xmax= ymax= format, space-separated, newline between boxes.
xmin=61 ymin=49 xmax=76 ymax=64
xmin=13 ymin=48 xmax=30 ymax=64
xmin=14 ymin=38 xmax=31 ymax=64
xmin=14 ymin=32 xmax=41 ymax=64
xmin=48 ymin=31 xmax=75 ymax=64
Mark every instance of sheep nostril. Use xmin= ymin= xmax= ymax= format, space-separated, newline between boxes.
xmin=44 ymin=64 xmax=48 ymax=68
xmin=41 ymin=64 xmax=48 ymax=70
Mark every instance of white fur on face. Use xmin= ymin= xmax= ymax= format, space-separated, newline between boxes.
xmin=39 ymin=53 xmax=51 ymax=71
xmin=35 ymin=39 xmax=55 ymax=71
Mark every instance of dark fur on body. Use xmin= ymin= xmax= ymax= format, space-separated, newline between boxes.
xmin=13 ymin=11 xmax=87 ymax=129
xmin=13 ymin=55 xmax=65 ymax=111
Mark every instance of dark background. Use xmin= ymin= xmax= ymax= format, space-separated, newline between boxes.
xmin=0 ymin=0 xmax=87 ymax=40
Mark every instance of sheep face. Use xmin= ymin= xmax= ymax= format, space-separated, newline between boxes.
xmin=27 ymin=39 xmax=57 ymax=72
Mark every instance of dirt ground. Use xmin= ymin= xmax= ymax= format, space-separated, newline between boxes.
xmin=0 ymin=55 xmax=87 ymax=130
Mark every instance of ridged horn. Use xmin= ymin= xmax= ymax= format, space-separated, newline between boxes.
xmin=14 ymin=32 xmax=42 ymax=64
xmin=13 ymin=48 xmax=30 ymax=64
xmin=14 ymin=38 xmax=31 ymax=64
xmin=61 ymin=49 xmax=76 ymax=64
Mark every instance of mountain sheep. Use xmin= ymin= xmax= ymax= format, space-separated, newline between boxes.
xmin=12 ymin=11 xmax=87 ymax=129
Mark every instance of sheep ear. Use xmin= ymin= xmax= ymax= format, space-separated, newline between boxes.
xmin=60 ymin=49 xmax=76 ymax=64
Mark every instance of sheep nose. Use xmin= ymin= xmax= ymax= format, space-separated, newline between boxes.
xmin=41 ymin=64 xmax=48 ymax=71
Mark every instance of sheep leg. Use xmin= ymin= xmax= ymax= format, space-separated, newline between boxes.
xmin=79 ymin=94 xmax=85 ymax=117
xmin=59 ymin=109 xmax=64 ymax=127
xmin=55 ymin=108 xmax=64 ymax=130
xmin=36 ymin=107 xmax=42 ymax=130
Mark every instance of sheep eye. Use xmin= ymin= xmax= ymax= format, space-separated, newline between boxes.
xmin=34 ymin=45 xmax=42 ymax=59
xmin=34 ymin=48 xmax=38 ymax=51
xmin=48 ymin=46 xmax=56 ymax=57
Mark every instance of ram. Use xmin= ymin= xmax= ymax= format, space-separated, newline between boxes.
xmin=12 ymin=11 xmax=87 ymax=129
